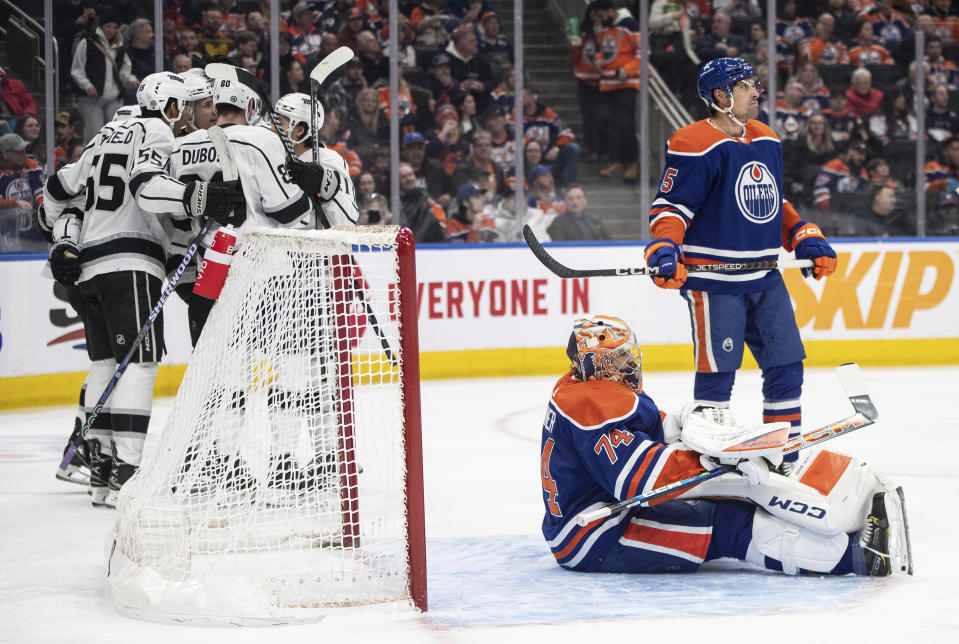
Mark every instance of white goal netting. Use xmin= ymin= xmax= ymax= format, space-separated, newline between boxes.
xmin=107 ymin=226 xmax=425 ymax=624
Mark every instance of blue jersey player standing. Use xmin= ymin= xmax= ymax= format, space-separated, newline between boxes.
xmin=540 ymin=315 xmax=912 ymax=577
xmin=644 ymin=58 xmax=838 ymax=470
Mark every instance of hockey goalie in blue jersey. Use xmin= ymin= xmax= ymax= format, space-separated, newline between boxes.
xmin=644 ymin=58 xmax=840 ymax=471
xmin=540 ymin=315 xmax=912 ymax=577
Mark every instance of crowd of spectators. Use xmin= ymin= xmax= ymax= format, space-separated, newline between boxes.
xmin=0 ymin=0 xmax=605 ymax=247
xmin=634 ymin=0 xmax=959 ymax=235
xmin=5 ymin=0 xmax=959 ymax=250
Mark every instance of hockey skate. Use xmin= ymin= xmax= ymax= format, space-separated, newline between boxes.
xmin=860 ymin=485 xmax=914 ymax=576
xmin=89 ymin=442 xmax=114 ymax=508
xmin=56 ymin=425 xmax=91 ymax=486
xmin=107 ymin=458 xmax=139 ymax=508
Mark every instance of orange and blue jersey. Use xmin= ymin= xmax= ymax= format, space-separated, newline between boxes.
xmin=648 ymin=119 xmax=801 ymax=294
xmin=775 ymin=16 xmax=812 ymax=46
xmin=541 ymin=373 xmax=707 ymax=569
xmin=594 ymin=16 xmax=641 ymax=92
xmin=859 ymin=8 xmax=912 ymax=46
xmin=0 ymin=162 xmax=44 ymax=210
xmin=813 ymin=157 xmax=869 ymax=211
xmin=848 ymin=43 xmax=894 ymax=67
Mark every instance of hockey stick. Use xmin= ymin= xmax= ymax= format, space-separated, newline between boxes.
xmin=309 ymin=46 xmax=353 ymax=162
xmin=58 ymin=127 xmax=240 ymax=473
xmin=523 ymin=225 xmax=814 ymax=278
xmin=58 ymin=222 xmax=215 ymax=471
xmin=574 ymin=363 xmax=879 ymax=526
xmin=300 ymin=48 xmax=396 ymax=367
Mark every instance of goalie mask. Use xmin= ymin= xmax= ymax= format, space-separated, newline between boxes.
xmin=566 ymin=315 xmax=643 ymax=393
xmin=136 ymin=72 xmax=191 ymax=127
xmin=275 ymin=92 xmax=322 ymax=145
xmin=213 ymin=78 xmax=263 ymax=126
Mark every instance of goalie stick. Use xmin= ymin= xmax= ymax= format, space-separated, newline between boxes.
xmin=523 ymin=225 xmax=814 ymax=278
xmin=57 ymin=127 xmax=239 ymax=474
xmin=573 ymin=363 xmax=879 ymax=526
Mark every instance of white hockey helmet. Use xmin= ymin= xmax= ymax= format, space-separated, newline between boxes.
xmin=275 ymin=92 xmax=322 ymax=144
xmin=181 ymin=68 xmax=214 ymax=100
xmin=112 ymin=104 xmax=141 ymax=121
xmin=136 ymin=72 xmax=191 ymax=125
xmin=212 ymin=78 xmax=263 ymax=126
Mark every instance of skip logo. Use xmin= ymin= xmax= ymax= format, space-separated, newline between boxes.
xmin=769 ymin=496 xmax=826 ymax=519
xmin=735 ymin=161 xmax=779 ymax=224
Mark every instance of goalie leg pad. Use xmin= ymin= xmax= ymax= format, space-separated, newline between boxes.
xmin=680 ymin=470 xmax=844 ymax=535
xmin=746 ymin=508 xmax=849 ymax=574
xmin=794 ymin=449 xmax=881 ymax=534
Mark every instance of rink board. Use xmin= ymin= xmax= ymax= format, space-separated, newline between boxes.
xmin=1 ymin=237 xmax=958 ymax=408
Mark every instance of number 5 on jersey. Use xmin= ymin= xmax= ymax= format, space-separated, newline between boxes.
xmin=661 ymin=168 xmax=678 ymax=192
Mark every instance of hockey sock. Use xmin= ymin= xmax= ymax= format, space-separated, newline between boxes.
xmin=762 ymin=363 xmax=803 ymax=463
xmin=692 ymin=371 xmax=735 ymax=408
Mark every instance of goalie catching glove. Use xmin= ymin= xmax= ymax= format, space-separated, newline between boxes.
xmin=790 ymin=221 xmax=837 ymax=280
xmin=288 ymin=159 xmax=341 ymax=201
xmin=49 ymin=207 xmax=84 ymax=286
xmin=182 ymin=180 xmax=246 ymax=226
xmin=644 ymin=238 xmax=687 ymax=289
xmin=680 ymin=405 xmax=789 ymax=486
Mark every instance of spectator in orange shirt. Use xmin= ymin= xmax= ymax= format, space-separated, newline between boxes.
xmin=848 ymin=19 xmax=894 ymax=68
xmin=798 ymin=13 xmax=849 ymax=65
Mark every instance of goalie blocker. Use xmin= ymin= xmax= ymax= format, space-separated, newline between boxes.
xmin=540 ymin=315 xmax=912 ymax=578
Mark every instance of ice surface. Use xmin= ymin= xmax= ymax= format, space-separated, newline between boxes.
xmin=1 ymin=367 xmax=957 ymax=643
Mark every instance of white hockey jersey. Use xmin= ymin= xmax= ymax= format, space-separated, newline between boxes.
xmin=43 ymin=117 xmax=188 ymax=282
xmin=169 ymin=123 xmax=315 ymax=234
xmin=298 ymin=146 xmax=358 ymax=226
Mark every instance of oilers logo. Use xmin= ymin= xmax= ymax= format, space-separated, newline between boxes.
xmin=734 ymin=162 xmax=779 ymax=223
xmin=600 ymin=34 xmax=620 ymax=62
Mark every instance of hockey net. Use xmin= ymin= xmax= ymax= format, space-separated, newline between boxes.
xmin=108 ymin=226 xmax=425 ymax=624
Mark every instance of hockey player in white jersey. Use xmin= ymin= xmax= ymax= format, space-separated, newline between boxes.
xmin=274 ymin=92 xmax=358 ymax=226
xmin=163 ymin=68 xmax=219 ymax=345
xmin=180 ymin=68 xmax=217 ymax=134
xmin=43 ymin=71 xmax=245 ymax=507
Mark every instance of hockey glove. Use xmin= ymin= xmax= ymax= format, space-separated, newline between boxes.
xmin=49 ymin=207 xmax=84 ymax=286
xmin=700 ymin=455 xmax=770 ymax=486
xmin=50 ymin=241 xmax=81 ymax=286
xmin=644 ymin=238 xmax=688 ymax=289
xmin=791 ymin=222 xmax=837 ymax=280
xmin=289 ymin=159 xmax=340 ymax=201
xmin=183 ymin=180 xmax=246 ymax=226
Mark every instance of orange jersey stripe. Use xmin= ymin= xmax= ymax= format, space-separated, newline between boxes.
xmin=625 ymin=444 xmax=664 ymax=499
xmin=691 ymin=291 xmax=711 ymax=373
xmin=763 ymin=412 xmax=802 ymax=423
xmin=621 ymin=522 xmax=711 ymax=560
xmin=552 ymin=519 xmax=603 ymax=560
